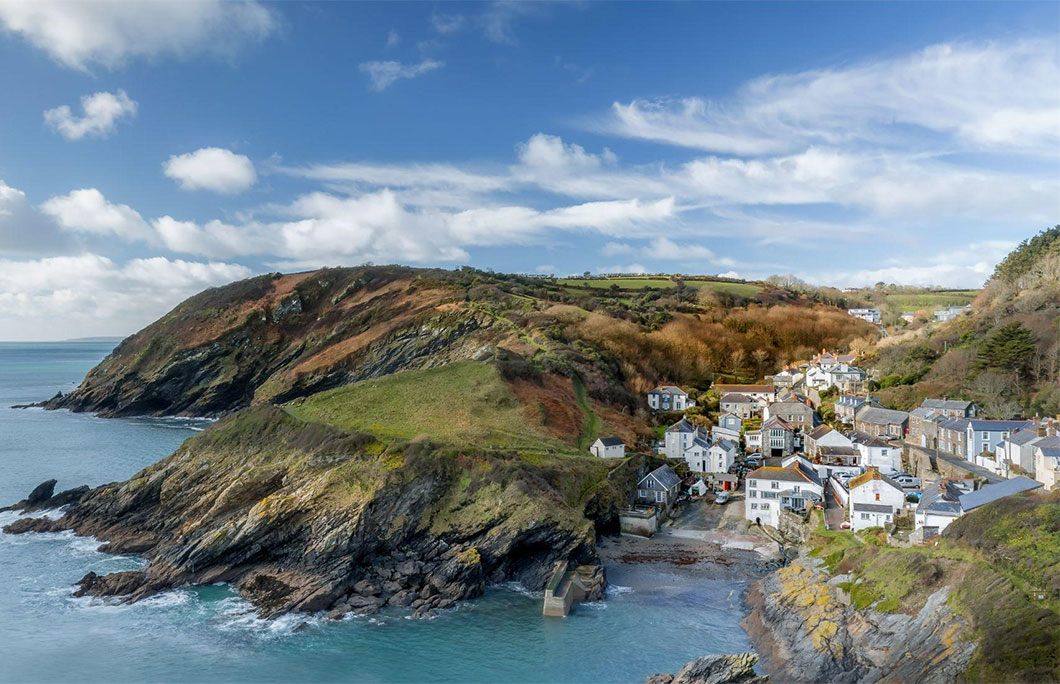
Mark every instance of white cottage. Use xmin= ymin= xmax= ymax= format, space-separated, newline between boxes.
xmin=589 ymin=436 xmax=625 ymax=459
xmin=847 ymin=469 xmax=906 ymax=531
xmin=648 ymin=385 xmax=694 ymax=412
xmin=745 ymin=462 xmax=823 ymax=529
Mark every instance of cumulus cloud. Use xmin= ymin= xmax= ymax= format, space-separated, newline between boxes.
xmin=0 ymin=253 xmax=251 ymax=340
xmin=40 ymin=188 xmax=152 ymax=241
xmin=359 ymin=59 xmax=444 ymax=91
xmin=0 ymin=0 xmax=275 ymax=70
xmin=602 ymin=40 xmax=1060 ymax=156
xmin=0 ymin=180 xmax=71 ymax=256
xmin=163 ymin=147 xmax=257 ymax=194
xmin=44 ymin=90 xmax=138 ymax=140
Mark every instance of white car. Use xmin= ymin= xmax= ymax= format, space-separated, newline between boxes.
xmin=893 ymin=475 xmax=920 ymax=488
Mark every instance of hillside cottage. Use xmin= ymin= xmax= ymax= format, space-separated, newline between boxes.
xmin=647 ymin=385 xmax=694 ymax=412
xmin=916 ymin=476 xmax=1042 ymax=536
xmin=681 ymin=434 xmax=714 ymax=473
xmin=717 ymin=412 xmax=743 ymax=433
xmin=851 ymin=432 xmax=901 ymax=473
xmin=636 ymin=465 xmax=682 ymax=508
xmin=963 ymin=419 xmax=1036 ymax=461
xmin=847 ymin=308 xmax=881 ymax=324
xmin=761 ymin=415 xmax=796 ymax=458
xmin=1033 ymin=436 xmax=1060 ymax=490
xmin=908 ymin=407 xmax=945 ymax=448
xmin=589 ymin=437 xmax=625 ymax=459
xmin=714 ymin=384 xmax=776 ymax=404
xmin=719 ymin=393 xmax=758 ymax=419
xmin=920 ymin=399 xmax=978 ymax=418
xmin=764 ymin=400 xmax=815 ymax=429
xmin=854 ymin=406 xmax=909 ymax=439
xmin=770 ymin=368 xmax=803 ymax=389
xmin=707 ymin=438 xmax=739 ymax=475
xmin=994 ymin=428 xmax=1044 ymax=476
xmin=804 ymin=424 xmax=853 ymax=457
xmin=745 ymin=463 xmax=823 ymax=529
xmin=934 ymin=305 xmax=971 ymax=322
xmin=937 ymin=418 xmax=969 ymax=457
xmin=847 ymin=469 xmax=906 ymax=532
xmin=834 ymin=394 xmax=876 ymax=424
xmin=662 ymin=418 xmax=709 ymax=460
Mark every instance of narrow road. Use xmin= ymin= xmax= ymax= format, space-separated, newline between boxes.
xmin=907 ymin=444 xmax=1003 ymax=484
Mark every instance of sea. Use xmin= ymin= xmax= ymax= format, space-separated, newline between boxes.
xmin=0 ymin=341 xmax=754 ymax=683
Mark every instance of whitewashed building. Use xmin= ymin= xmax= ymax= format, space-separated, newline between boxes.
xmin=589 ymin=436 xmax=625 ymax=459
xmin=850 ymin=432 xmax=902 ymax=474
xmin=847 ymin=469 xmax=906 ymax=531
xmin=647 ymin=385 xmax=694 ymax=412
xmin=745 ymin=463 xmax=823 ymax=529
xmin=662 ymin=418 xmax=708 ymax=460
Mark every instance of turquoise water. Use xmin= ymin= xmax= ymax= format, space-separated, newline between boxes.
xmin=0 ymin=342 xmax=754 ymax=683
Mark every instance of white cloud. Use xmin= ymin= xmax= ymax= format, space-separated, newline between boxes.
xmin=516 ymin=133 xmax=616 ymax=171
xmin=40 ymin=188 xmax=152 ymax=241
xmin=430 ymin=12 xmax=465 ymax=34
xmin=0 ymin=180 xmax=70 ymax=256
xmin=359 ymin=59 xmax=444 ymax=91
xmin=602 ymin=40 xmax=1060 ymax=156
xmin=43 ymin=90 xmax=138 ymax=140
xmin=163 ymin=147 xmax=257 ymax=194
xmin=385 ymin=30 xmax=401 ymax=48
xmin=0 ymin=253 xmax=251 ymax=340
xmin=643 ymin=237 xmax=717 ymax=262
xmin=807 ymin=240 xmax=1016 ymax=289
xmin=597 ymin=263 xmax=647 ymax=275
xmin=0 ymin=0 xmax=275 ymax=70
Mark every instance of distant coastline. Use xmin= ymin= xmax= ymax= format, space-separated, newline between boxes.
xmin=65 ymin=336 xmax=124 ymax=342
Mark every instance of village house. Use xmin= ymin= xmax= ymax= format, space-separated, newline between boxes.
xmin=916 ymin=477 xmax=1042 ymax=537
xmin=908 ymin=407 xmax=945 ymax=448
xmin=847 ymin=469 xmax=907 ymax=532
xmin=963 ymin=419 xmax=1036 ymax=462
xmin=817 ymin=445 xmax=862 ymax=467
xmin=681 ymin=432 xmax=714 ymax=473
xmin=920 ymin=399 xmax=978 ymax=418
xmin=804 ymin=424 xmax=852 ymax=457
xmin=589 ymin=436 xmax=625 ymax=459
xmin=853 ymin=406 xmax=909 ymax=439
xmin=764 ymin=400 xmax=816 ymax=430
xmin=1033 ymin=436 xmax=1060 ymax=490
xmin=743 ymin=429 xmax=762 ymax=453
xmin=744 ymin=462 xmax=824 ymax=529
xmin=714 ymin=384 xmax=777 ymax=404
xmin=994 ymin=428 xmax=1045 ymax=476
xmin=711 ymin=423 xmax=740 ymax=443
xmin=636 ymin=465 xmax=682 ymax=508
xmin=847 ymin=308 xmax=881 ymax=324
xmin=761 ymin=415 xmax=796 ymax=458
xmin=937 ymin=418 xmax=969 ymax=457
xmin=834 ymin=394 xmax=877 ymax=424
xmin=647 ymin=385 xmax=694 ymax=412
xmin=900 ymin=312 xmax=916 ymax=323
xmin=828 ymin=366 xmax=868 ymax=393
xmin=934 ymin=305 xmax=971 ymax=322
xmin=851 ymin=431 xmax=902 ymax=473
xmin=770 ymin=368 xmax=804 ymax=389
xmin=719 ymin=393 xmax=758 ymax=419
xmin=813 ymin=351 xmax=856 ymax=369
xmin=662 ymin=418 xmax=709 ymax=460
xmin=717 ymin=412 xmax=743 ymax=433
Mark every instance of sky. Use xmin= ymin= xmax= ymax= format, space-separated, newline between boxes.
xmin=0 ymin=1 xmax=1058 ymax=340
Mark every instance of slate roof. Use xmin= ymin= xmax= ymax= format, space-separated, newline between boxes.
xmin=807 ymin=425 xmax=834 ymax=440
xmin=853 ymin=503 xmax=894 ymax=514
xmin=1007 ymin=428 xmax=1041 ymax=446
xmin=714 ymin=438 xmax=738 ymax=451
xmin=720 ymin=393 xmax=755 ymax=404
xmin=769 ymin=400 xmax=813 ymax=413
xmin=938 ymin=418 xmax=971 ymax=431
xmin=818 ymin=446 xmax=860 ymax=457
xmin=748 ymin=462 xmax=821 ymax=486
xmin=921 ymin=399 xmax=975 ymax=411
xmin=958 ymin=476 xmax=1042 ymax=512
xmin=715 ymin=384 xmax=773 ymax=394
xmin=966 ymin=419 xmax=1035 ymax=432
xmin=910 ymin=407 xmax=943 ymax=420
xmin=849 ymin=431 xmax=891 ymax=448
xmin=762 ymin=415 xmax=794 ymax=431
xmin=855 ymin=406 xmax=910 ymax=426
xmin=917 ymin=487 xmax=962 ymax=516
xmin=641 ymin=465 xmax=682 ymax=489
xmin=651 ymin=385 xmax=688 ymax=396
xmin=595 ymin=436 xmax=624 ymax=447
xmin=666 ymin=418 xmax=697 ymax=433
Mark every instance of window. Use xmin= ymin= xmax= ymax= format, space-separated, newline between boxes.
xmin=861 ymin=513 xmax=870 ymax=520
xmin=771 ymin=482 xmax=779 ymax=490
xmin=793 ymin=485 xmax=801 ymax=493
xmin=749 ymin=490 xmax=757 ymax=498
xmin=760 ymin=503 xmax=770 ymax=510
xmin=750 ymin=503 xmax=758 ymax=510
xmin=875 ymin=493 xmax=880 ymax=501
xmin=748 ymin=480 xmax=757 ymax=488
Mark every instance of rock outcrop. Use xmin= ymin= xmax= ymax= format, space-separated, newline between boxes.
xmin=646 ymin=652 xmax=765 ymax=684
xmin=3 ymin=405 xmax=621 ymax=620
xmin=743 ymin=559 xmax=975 ymax=683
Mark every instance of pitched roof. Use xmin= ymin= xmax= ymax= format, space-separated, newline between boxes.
xmin=958 ymin=476 xmax=1042 ymax=512
xmin=720 ymin=393 xmax=755 ymax=404
xmin=848 ymin=469 xmax=903 ymax=492
xmin=966 ymin=419 xmax=1035 ymax=432
xmin=769 ymin=400 xmax=813 ymax=412
xmin=651 ymin=385 xmax=688 ymax=396
xmin=643 ymin=465 xmax=681 ymax=489
xmin=921 ymin=399 xmax=974 ymax=411
xmin=855 ymin=406 xmax=910 ymax=426
xmin=818 ymin=445 xmax=860 ymax=457
xmin=849 ymin=431 xmax=891 ymax=448
xmin=853 ymin=503 xmax=894 ymax=514
xmin=594 ymin=436 xmax=624 ymax=447
xmin=666 ymin=418 xmax=696 ymax=433
xmin=762 ymin=415 xmax=794 ymax=431
xmin=807 ymin=425 xmax=834 ymax=440
xmin=910 ymin=407 xmax=943 ymax=420
xmin=938 ymin=418 xmax=971 ymax=431
xmin=1007 ymin=428 xmax=1041 ymax=446
xmin=748 ymin=462 xmax=821 ymax=486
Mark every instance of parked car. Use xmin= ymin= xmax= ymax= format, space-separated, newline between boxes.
xmin=894 ymin=475 xmax=920 ymax=488
xmin=714 ymin=491 xmax=730 ymax=505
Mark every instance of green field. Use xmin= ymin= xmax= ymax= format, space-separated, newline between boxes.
xmin=286 ymin=361 xmax=569 ymax=451
xmin=557 ymin=277 xmax=762 ymax=297
xmin=882 ymin=290 xmax=978 ymax=312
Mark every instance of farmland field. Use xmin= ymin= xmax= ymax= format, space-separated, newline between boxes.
xmin=882 ymin=290 xmax=978 ymax=311
xmin=557 ymin=277 xmax=762 ymax=297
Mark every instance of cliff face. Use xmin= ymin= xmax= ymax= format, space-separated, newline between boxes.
xmin=743 ymin=560 xmax=975 ymax=683
xmin=4 ymin=406 xmax=621 ymax=619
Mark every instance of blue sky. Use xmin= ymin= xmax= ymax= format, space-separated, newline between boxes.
xmin=0 ymin=1 xmax=1057 ymax=339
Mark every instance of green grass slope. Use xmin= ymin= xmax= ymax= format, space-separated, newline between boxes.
xmin=286 ymin=361 xmax=571 ymax=453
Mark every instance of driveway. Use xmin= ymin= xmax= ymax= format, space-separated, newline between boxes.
xmin=824 ymin=485 xmax=846 ymax=530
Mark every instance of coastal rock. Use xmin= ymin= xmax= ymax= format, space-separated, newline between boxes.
xmin=2 ymin=516 xmax=67 ymax=534
xmin=646 ymin=652 xmax=765 ymax=684
xmin=0 ymin=479 xmax=90 ymax=513
xmin=743 ymin=559 xmax=975 ymax=683
xmin=74 ymin=570 xmax=149 ymax=598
